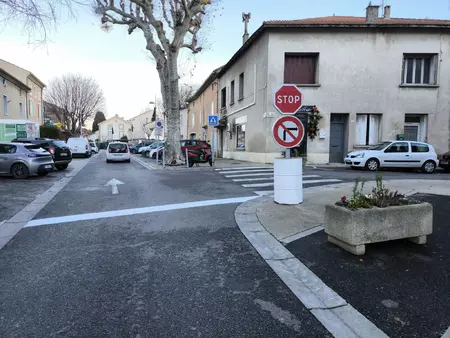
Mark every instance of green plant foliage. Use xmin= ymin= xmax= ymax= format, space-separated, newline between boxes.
xmin=39 ymin=125 xmax=60 ymax=139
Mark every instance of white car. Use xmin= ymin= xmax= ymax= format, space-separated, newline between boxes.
xmin=344 ymin=141 xmax=439 ymax=173
xmin=106 ymin=142 xmax=131 ymax=163
xmin=150 ymin=145 xmax=165 ymax=159
xmin=89 ymin=140 xmax=99 ymax=153
xmin=67 ymin=137 xmax=91 ymax=157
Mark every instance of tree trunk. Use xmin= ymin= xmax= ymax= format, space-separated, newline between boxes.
xmin=157 ymin=51 xmax=182 ymax=165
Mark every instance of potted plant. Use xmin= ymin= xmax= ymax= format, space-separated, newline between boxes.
xmin=324 ymin=175 xmax=433 ymax=255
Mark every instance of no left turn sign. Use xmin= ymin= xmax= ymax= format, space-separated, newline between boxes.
xmin=272 ymin=115 xmax=305 ymax=148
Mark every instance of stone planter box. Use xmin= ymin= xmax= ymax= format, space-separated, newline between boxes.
xmin=324 ymin=203 xmax=433 ymax=255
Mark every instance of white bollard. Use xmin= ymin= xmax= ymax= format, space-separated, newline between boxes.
xmin=162 ymin=148 xmax=166 ymax=169
xmin=185 ymin=148 xmax=189 ymax=168
xmin=274 ymin=158 xmax=303 ymax=205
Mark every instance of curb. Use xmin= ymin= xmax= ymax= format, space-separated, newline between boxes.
xmin=234 ymin=197 xmax=388 ymax=338
xmin=0 ymin=156 xmax=95 ymax=251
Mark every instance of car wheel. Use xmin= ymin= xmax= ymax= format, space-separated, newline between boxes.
xmin=106 ymin=160 xmax=111 ymax=163
xmin=144 ymin=151 xmax=150 ymax=157
xmin=11 ymin=163 xmax=29 ymax=179
xmin=422 ymin=160 xmax=436 ymax=173
xmin=365 ymin=158 xmax=379 ymax=171
xmin=38 ymin=172 xmax=49 ymax=177
xmin=126 ymin=159 xmax=131 ymax=163
xmin=189 ymin=160 xmax=195 ymax=167
xmin=152 ymin=153 xmax=156 ymax=159
xmin=444 ymin=166 xmax=450 ymax=173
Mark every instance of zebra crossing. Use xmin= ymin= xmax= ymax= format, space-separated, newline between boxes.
xmin=215 ymin=166 xmax=343 ymax=196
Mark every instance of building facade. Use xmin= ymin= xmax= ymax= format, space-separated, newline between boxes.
xmin=218 ymin=5 xmax=450 ymax=163
xmin=128 ymin=108 xmax=155 ymax=140
xmin=187 ymin=67 xmax=222 ymax=145
xmin=0 ymin=68 xmax=40 ymax=141
xmin=0 ymin=59 xmax=45 ymax=126
xmin=98 ymin=115 xmax=132 ymax=142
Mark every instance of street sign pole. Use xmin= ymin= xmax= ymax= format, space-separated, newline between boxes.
xmin=208 ymin=115 xmax=219 ymax=167
xmin=211 ymin=130 xmax=215 ymax=166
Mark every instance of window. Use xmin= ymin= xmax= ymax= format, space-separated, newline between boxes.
xmin=239 ymin=73 xmax=244 ymax=100
xmin=284 ymin=53 xmax=318 ymax=84
xmin=402 ymin=54 xmax=438 ymax=85
xmin=411 ymin=143 xmax=429 ymax=153
xmin=230 ymin=81 xmax=235 ymax=105
xmin=3 ymin=95 xmax=7 ymax=116
xmin=29 ymin=99 xmax=33 ymax=116
xmin=236 ymin=124 xmax=246 ymax=149
xmin=221 ymin=87 xmax=226 ymax=109
xmin=385 ymin=142 xmax=409 ymax=153
xmin=355 ymin=114 xmax=381 ymax=146
xmin=191 ymin=113 xmax=195 ymax=127
xmin=19 ymin=103 xmax=23 ymax=118
xmin=0 ymin=144 xmax=16 ymax=154
xmin=38 ymin=104 xmax=41 ymax=118
xmin=119 ymin=124 xmax=124 ymax=130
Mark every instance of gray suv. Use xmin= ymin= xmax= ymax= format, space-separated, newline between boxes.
xmin=0 ymin=142 xmax=55 ymax=179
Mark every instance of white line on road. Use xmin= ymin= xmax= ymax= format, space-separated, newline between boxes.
xmin=225 ymin=172 xmax=274 ymax=178
xmin=232 ymin=175 xmax=320 ymax=182
xmin=25 ymin=196 xmax=258 ymax=228
xmin=442 ymin=326 xmax=450 ymax=338
xmin=215 ymin=166 xmax=272 ymax=171
xmin=219 ymin=169 xmax=274 ymax=174
xmin=242 ymin=179 xmax=342 ymax=188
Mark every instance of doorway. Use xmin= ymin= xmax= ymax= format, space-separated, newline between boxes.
xmin=329 ymin=114 xmax=348 ymax=163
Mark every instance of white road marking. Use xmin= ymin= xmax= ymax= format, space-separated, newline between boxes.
xmin=232 ymin=175 xmax=320 ymax=182
xmin=254 ymin=191 xmax=274 ymax=196
xmin=105 ymin=178 xmax=124 ymax=195
xmin=442 ymin=326 xmax=450 ymax=338
xmin=25 ymin=196 xmax=258 ymax=228
xmin=215 ymin=166 xmax=272 ymax=171
xmin=280 ymin=226 xmax=325 ymax=244
xmin=219 ymin=169 xmax=274 ymax=174
xmin=242 ymin=179 xmax=342 ymax=188
xmin=225 ymin=172 xmax=274 ymax=178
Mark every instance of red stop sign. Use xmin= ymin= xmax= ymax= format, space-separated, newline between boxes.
xmin=273 ymin=84 xmax=302 ymax=114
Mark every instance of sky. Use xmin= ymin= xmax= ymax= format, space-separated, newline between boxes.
xmin=0 ymin=0 xmax=449 ymax=120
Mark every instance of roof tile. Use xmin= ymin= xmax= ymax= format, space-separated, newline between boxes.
xmin=264 ymin=16 xmax=450 ymax=26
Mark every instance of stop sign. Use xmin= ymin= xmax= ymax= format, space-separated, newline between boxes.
xmin=273 ymin=84 xmax=302 ymax=114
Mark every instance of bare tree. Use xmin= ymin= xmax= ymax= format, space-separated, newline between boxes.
xmin=142 ymin=123 xmax=153 ymax=139
xmin=0 ymin=0 xmax=84 ymax=43
xmin=45 ymin=73 xmax=105 ymax=136
xmin=95 ymin=0 xmax=215 ymax=165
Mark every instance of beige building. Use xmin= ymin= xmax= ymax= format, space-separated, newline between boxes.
xmin=0 ymin=59 xmax=45 ymax=126
xmin=218 ymin=5 xmax=450 ymax=164
xmin=187 ymin=66 xmax=222 ymax=144
xmin=98 ymin=114 xmax=132 ymax=142
xmin=128 ymin=108 xmax=155 ymax=140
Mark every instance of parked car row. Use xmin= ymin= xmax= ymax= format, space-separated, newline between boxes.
xmin=345 ymin=140 xmax=441 ymax=173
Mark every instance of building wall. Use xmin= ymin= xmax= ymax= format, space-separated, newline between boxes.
xmin=187 ymin=82 xmax=219 ymax=142
xmin=129 ymin=109 xmax=154 ymax=140
xmin=180 ymin=108 xmax=188 ymax=139
xmin=26 ymin=78 xmax=44 ymax=125
xmin=98 ymin=115 xmax=132 ymax=141
xmin=266 ymin=29 xmax=450 ymax=163
xmin=219 ymin=33 xmax=271 ymax=162
xmin=0 ymin=78 xmax=27 ymax=120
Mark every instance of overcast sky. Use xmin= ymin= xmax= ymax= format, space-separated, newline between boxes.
xmin=0 ymin=0 xmax=448 ymax=120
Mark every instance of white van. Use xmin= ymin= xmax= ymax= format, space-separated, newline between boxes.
xmin=67 ymin=137 xmax=91 ymax=157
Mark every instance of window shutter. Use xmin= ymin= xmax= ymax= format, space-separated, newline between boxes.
xmin=401 ymin=57 xmax=405 ymax=84
xmin=432 ymin=54 xmax=438 ymax=85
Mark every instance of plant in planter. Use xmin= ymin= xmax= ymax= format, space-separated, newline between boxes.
xmin=325 ymin=175 xmax=433 ymax=255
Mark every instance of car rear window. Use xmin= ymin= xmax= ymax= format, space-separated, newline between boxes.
xmin=25 ymin=145 xmax=47 ymax=153
xmin=411 ymin=143 xmax=429 ymax=153
xmin=53 ymin=140 xmax=68 ymax=147
xmin=109 ymin=143 xmax=127 ymax=153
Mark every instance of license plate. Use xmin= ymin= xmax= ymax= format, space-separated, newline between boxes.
xmin=113 ymin=154 xmax=122 ymax=157
xmin=441 ymin=161 xmax=448 ymax=165
xmin=60 ymin=153 xmax=67 ymax=156
xmin=45 ymin=165 xmax=52 ymax=169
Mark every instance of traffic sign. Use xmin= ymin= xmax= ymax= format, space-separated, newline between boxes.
xmin=272 ymin=115 xmax=305 ymax=148
xmin=156 ymin=120 xmax=163 ymax=129
xmin=208 ymin=115 xmax=219 ymax=126
xmin=273 ymin=84 xmax=302 ymax=115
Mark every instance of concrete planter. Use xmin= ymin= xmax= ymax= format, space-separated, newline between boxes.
xmin=324 ymin=203 xmax=433 ymax=255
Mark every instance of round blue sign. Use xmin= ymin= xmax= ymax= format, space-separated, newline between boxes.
xmin=156 ymin=121 xmax=162 ymax=128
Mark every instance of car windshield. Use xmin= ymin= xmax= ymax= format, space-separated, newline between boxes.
xmin=53 ymin=140 xmax=68 ymax=147
xmin=25 ymin=145 xmax=47 ymax=153
xmin=368 ymin=142 xmax=391 ymax=151
xmin=109 ymin=143 xmax=127 ymax=153
xmin=89 ymin=142 xmax=95 ymax=146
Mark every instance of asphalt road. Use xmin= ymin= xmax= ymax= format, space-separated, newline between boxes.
xmin=0 ymin=153 xmax=332 ymax=337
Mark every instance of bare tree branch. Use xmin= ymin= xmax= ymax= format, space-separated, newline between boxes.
xmin=45 ymin=73 xmax=105 ymax=136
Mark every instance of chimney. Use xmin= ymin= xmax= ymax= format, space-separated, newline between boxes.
xmin=365 ymin=4 xmax=380 ymax=23
xmin=242 ymin=12 xmax=251 ymax=45
xmin=383 ymin=5 xmax=391 ymax=19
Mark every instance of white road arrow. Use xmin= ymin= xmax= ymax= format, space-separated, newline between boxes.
xmin=105 ymin=178 xmax=124 ymax=195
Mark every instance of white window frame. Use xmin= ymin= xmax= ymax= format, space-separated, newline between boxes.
xmin=191 ymin=112 xmax=195 ymax=127
xmin=355 ymin=114 xmax=381 ymax=146
xmin=402 ymin=54 xmax=438 ymax=86
xmin=29 ymin=99 xmax=33 ymax=116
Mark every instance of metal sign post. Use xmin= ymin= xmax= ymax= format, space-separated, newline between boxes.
xmin=162 ymin=148 xmax=166 ymax=169
xmin=185 ymin=147 xmax=189 ymax=168
xmin=208 ymin=115 xmax=219 ymax=167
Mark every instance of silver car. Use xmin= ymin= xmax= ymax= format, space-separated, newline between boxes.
xmin=0 ymin=142 xmax=55 ymax=179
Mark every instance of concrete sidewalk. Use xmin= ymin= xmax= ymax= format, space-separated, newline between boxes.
xmin=255 ymin=179 xmax=450 ymax=244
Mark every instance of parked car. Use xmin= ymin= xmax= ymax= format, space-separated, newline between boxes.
xmin=0 ymin=142 xmax=55 ymax=178
xmin=106 ymin=142 xmax=131 ymax=163
xmin=438 ymin=151 xmax=450 ymax=172
xmin=155 ymin=140 xmax=212 ymax=166
xmin=67 ymin=137 xmax=91 ymax=158
xmin=89 ymin=140 xmax=99 ymax=153
xmin=12 ymin=138 xmax=72 ymax=170
xmin=149 ymin=142 xmax=166 ymax=158
xmin=344 ymin=141 xmax=439 ymax=173
xmin=131 ymin=140 xmax=154 ymax=154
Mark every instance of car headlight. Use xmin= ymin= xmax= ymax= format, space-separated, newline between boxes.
xmin=354 ymin=153 xmax=365 ymax=158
